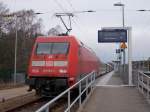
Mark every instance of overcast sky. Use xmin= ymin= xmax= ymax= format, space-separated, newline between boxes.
xmin=1 ymin=0 xmax=150 ymax=62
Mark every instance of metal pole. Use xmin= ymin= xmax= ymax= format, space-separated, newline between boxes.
xmin=68 ymin=91 xmax=70 ymax=112
xmin=148 ymin=59 xmax=150 ymax=71
xmin=147 ymin=78 xmax=149 ymax=99
xmin=45 ymin=107 xmax=49 ymax=112
xmin=122 ymin=5 xmax=126 ymax=73
xmin=79 ymin=82 xmax=81 ymax=107
xmin=14 ymin=16 xmax=18 ymax=85
xmin=122 ymin=5 xmax=125 ymax=27
xmin=138 ymin=72 xmax=140 ymax=90
xmin=128 ymin=27 xmax=132 ymax=85
xmin=114 ymin=3 xmax=125 ymax=70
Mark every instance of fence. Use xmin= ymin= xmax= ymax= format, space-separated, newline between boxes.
xmin=138 ymin=71 xmax=150 ymax=103
xmin=118 ymin=60 xmax=150 ymax=85
xmin=36 ymin=71 xmax=96 ymax=112
xmin=117 ymin=60 xmax=150 ymax=102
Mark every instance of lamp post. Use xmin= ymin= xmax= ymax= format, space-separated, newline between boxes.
xmin=3 ymin=14 xmax=19 ymax=85
xmin=2 ymin=14 xmax=18 ymax=85
xmin=114 ymin=2 xmax=125 ymax=27
xmin=14 ymin=15 xmax=18 ymax=85
xmin=114 ymin=2 xmax=126 ymax=72
xmin=2 ymin=12 xmax=43 ymax=85
xmin=137 ymin=9 xmax=150 ymax=12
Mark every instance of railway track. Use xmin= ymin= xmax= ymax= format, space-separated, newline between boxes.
xmin=0 ymin=85 xmax=84 ymax=112
xmin=1 ymin=71 xmax=110 ymax=112
xmin=9 ymin=97 xmax=48 ymax=112
xmin=9 ymin=91 xmax=80 ymax=112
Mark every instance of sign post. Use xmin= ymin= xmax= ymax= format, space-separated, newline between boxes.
xmin=128 ymin=27 xmax=132 ymax=85
xmin=98 ymin=27 xmax=132 ymax=85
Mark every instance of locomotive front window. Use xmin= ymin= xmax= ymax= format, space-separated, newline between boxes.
xmin=36 ymin=43 xmax=52 ymax=54
xmin=36 ymin=42 xmax=69 ymax=55
xmin=51 ymin=43 xmax=69 ymax=54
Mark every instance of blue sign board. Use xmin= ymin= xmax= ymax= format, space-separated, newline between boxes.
xmin=98 ymin=29 xmax=127 ymax=43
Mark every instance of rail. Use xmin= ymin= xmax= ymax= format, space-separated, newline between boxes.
xmin=36 ymin=71 xmax=96 ymax=112
xmin=138 ymin=71 xmax=150 ymax=102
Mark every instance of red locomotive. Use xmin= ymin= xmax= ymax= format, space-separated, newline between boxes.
xmin=27 ymin=35 xmax=101 ymax=96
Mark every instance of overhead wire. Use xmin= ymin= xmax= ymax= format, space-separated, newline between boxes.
xmin=52 ymin=0 xmax=86 ymax=36
xmin=65 ymin=0 xmax=76 ymax=11
xmin=52 ymin=0 xmax=150 ymax=43
xmin=71 ymin=18 xmax=87 ymax=37
xmin=63 ymin=0 xmax=100 ymax=50
xmin=63 ymin=0 xmax=90 ymax=36
xmin=52 ymin=0 xmax=71 ymax=33
xmin=52 ymin=0 xmax=68 ymax=13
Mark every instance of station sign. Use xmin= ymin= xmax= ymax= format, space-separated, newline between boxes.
xmin=98 ymin=29 xmax=127 ymax=43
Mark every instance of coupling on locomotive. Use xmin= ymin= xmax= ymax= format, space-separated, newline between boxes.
xmin=27 ymin=35 xmax=101 ymax=96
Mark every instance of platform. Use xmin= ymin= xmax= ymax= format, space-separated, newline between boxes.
xmin=79 ymin=71 xmax=150 ymax=112
xmin=0 ymin=86 xmax=32 ymax=102
xmin=0 ymin=86 xmax=38 ymax=112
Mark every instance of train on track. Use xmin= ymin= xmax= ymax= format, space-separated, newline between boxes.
xmin=27 ymin=35 xmax=101 ymax=96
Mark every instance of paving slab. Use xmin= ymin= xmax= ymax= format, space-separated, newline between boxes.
xmin=81 ymin=86 xmax=150 ymax=112
xmin=106 ymin=71 xmax=124 ymax=85
xmin=79 ymin=71 xmax=150 ymax=112
xmin=0 ymin=86 xmax=33 ymax=102
xmin=96 ymin=71 xmax=123 ymax=86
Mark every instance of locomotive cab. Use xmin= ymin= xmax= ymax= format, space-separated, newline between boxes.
xmin=27 ymin=36 xmax=78 ymax=96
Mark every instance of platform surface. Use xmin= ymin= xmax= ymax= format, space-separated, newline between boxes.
xmin=0 ymin=86 xmax=32 ymax=102
xmin=80 ymin=71 xmax=150 ymax=112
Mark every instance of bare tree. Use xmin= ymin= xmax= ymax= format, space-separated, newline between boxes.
xmin=0 ymin=4 xmax=43 ymax=78
xmin=0 ymin=2 xmax=9 ymax=37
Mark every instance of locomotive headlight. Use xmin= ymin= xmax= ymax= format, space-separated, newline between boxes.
xmin=32 ymin=61 xmax=45 ymax=66
xmin=54 ymin=61 xmax=68 ymax=67
xmin=59 ymin=69 xmax=67 ymax=73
